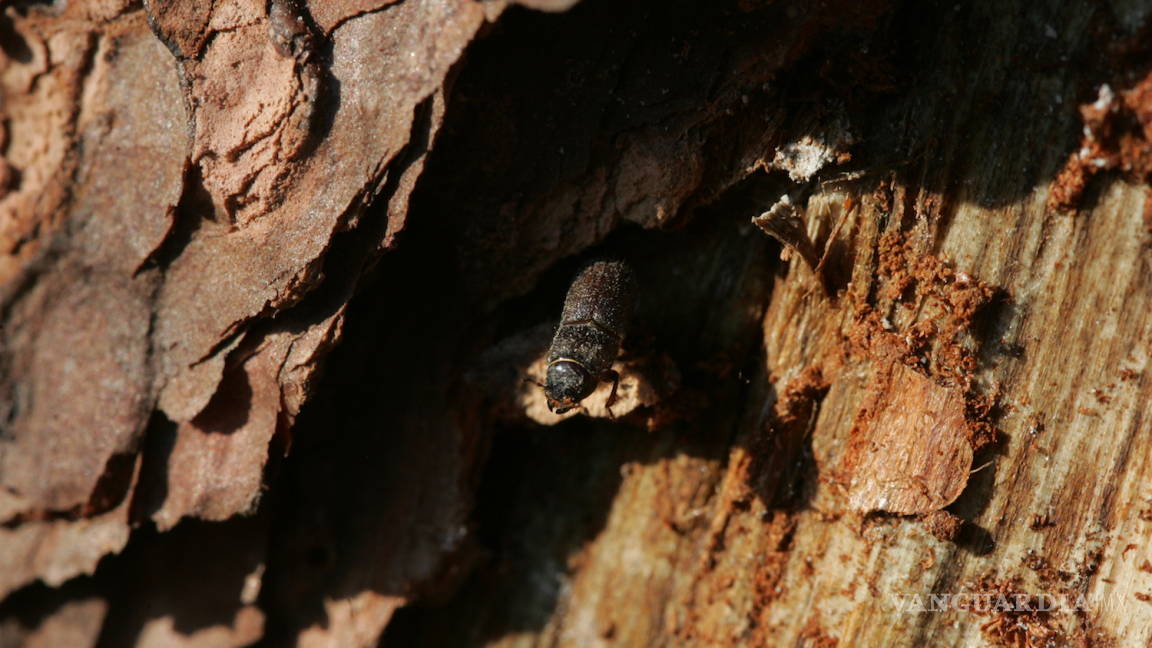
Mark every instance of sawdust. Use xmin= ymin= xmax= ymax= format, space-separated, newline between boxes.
xmin=833 ymin=232 xmax=999 ymax=519
xmin=1050 ymin=74 xmax=1152 ymax=212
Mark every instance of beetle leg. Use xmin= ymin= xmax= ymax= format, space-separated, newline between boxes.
xmin=601 ymin=369 xmax=620 ymax=418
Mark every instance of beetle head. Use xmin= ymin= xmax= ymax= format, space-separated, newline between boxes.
xmin=544 ymin=360 xmax=595 ymax=413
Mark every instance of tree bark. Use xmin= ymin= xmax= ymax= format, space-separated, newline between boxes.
xmin=2 ymin=0 xmax=1151 ymax=646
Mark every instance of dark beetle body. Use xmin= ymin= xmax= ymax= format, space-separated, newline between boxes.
xmin=545 ymin=260 xmax=636 ymax=413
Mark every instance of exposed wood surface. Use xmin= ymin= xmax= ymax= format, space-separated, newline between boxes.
xmin=1 ymin=0 xmax=1151 ymax=646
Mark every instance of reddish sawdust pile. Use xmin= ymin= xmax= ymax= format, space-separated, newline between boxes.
xmin=964 ymin=576 xmax=1068 ymax=648
xmin=922 ymin=509 xmax=964 ymax=542
xmin=833 ymin=231 xmax=998 ymax=518
xmin=851 ymin=230 xmax=1000 ymax=393
xmin=1050 ymin=72 xmax=1152 ymax=212
xmin=1118 ymin=367 xmax=1141 ymax=382
xmin=962 ymin=569 xmax=1114 ymax=648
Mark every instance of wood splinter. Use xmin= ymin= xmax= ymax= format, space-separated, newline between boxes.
xmin=752 ymin=192 xmax=856 ymax=297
